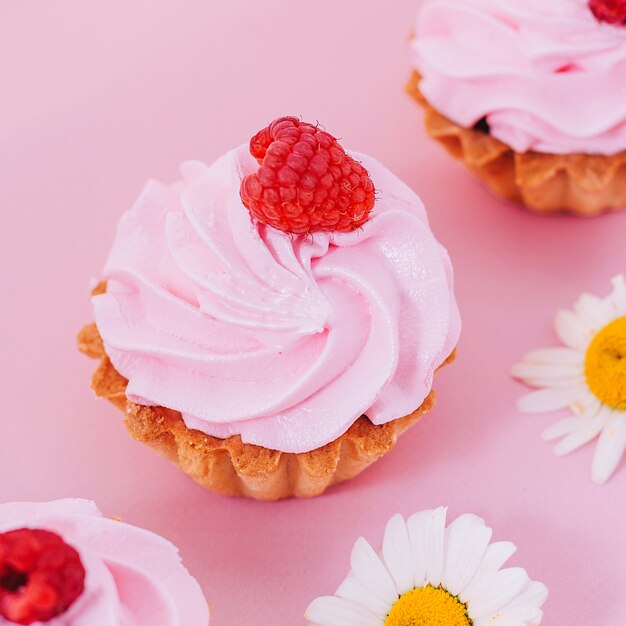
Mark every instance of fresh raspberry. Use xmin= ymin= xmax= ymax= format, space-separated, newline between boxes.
xmin=589 ymin=0 xmax=626 ymax=24
xmin=0 ymin=529 xmax=85 ymax=625
xmin=240 ymin=116 xmax=375 ymax=234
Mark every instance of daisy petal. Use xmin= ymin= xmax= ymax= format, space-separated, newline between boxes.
xmin=552 ymin=406 xmax=609 ymax=456
xmin=521 ymin=347 xmax=583 ymax=366
xmin=511 ymin=361 xmax=582 ymax=380
xmin=591 ymin=412 xmax=626 ymax=484
xmin=554 ymin=310 xmax=591 ymax=350
xmin=610 ymin=275 xmax=626 ymax=315
xmin=542 ymin=417 xmax=582 ymax=441
xmin=466 ymin=541 xmax=517 ymax=588
xmin=336 ymin=576 xmax=391 ymax=619
xmin=498 ymin=580 xmax=548 ymax=624
xmin=473 ymin=616 xmax=525 ymax=626
xmin=443 ymin=514 xmax=492 ymax=597
xmin=350 ymin=538 xmax=398 ymax=604
xmin=407 ymin=507 xmax=447 ymax=587
xmin=516 ymin=386 xmax=585 ymax=413
xmin=460 ymin=542 xmax=517 ymax=605
xmin=510 ymin=362 xmax=583 ymax=383
xmin=305 ymin=595 xmax=381 ymax=626
xmin=513 ymin=375 xmax=585 ymax=389
xmin=568 ymin=389 xmax=602 ymax=416
xmin=466 ymin=567 xmax=530 ymax=619
xmin=516 ymin=378 xmax=585 ymax=391
xmin=554 ymin=426 xmax=602 ymax=456
xmin=382 ymin=514 xmax=413 ymax=595
xmin=574 ymin=293 xmax=613 ymax=330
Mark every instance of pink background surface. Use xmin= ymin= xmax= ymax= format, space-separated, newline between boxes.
xmin=1 ymin=1 xmax=625 ymax=624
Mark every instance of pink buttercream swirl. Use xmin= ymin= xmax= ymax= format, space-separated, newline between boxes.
xmin=412 ymin=0 xmax=626 ymax=155
xmin=0 ymin=500 xmax=209 ymax=626
xmin=92 ymin=146 xmax=460 ymax=454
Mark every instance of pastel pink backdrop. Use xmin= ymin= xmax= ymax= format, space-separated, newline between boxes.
xmin=1 ymin=1 xmax=624 ymax=624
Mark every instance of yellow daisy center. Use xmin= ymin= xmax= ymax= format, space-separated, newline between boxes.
xmin=385 ymin=585 xmax=472 ymax=626
xmin=584 ymin=316 xmax=626 ymax=410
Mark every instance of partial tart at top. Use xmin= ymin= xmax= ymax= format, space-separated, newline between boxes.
xmin=409 ymin=0 xmax=626 ymax=215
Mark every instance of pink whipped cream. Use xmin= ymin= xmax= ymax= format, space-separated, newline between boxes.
xmin=0 ymin=499 xmax=209 ymax=626
xmin=92 ymin=146 xmax=460 ymax=454
xmin=412 ymin=0 xmax=626 ymax=155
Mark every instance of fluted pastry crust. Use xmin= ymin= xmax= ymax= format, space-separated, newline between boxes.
xmin=79 ymin=322 xmax=455 ymax=500
xmin=407 ymin=71 xmax=626 ymax=216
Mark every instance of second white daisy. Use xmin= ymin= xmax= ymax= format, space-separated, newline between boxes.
xmin=306 ymin=507 xmax=547 ymax=626
xmin=512 ymin=275 xmax=626 ymax=484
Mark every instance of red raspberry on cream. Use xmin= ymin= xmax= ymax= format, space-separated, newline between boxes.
xmin=240 ymin=117 xmax=375 ymax=234
xmin=590 ymin=0 xmax=626 ymax=24
xmin=0 ymin=529 xmax=85 ymax=625
xmin=0 ymin=500 xmax=210 ymax=625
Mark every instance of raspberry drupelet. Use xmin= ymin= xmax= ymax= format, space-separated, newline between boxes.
xmin=0 ymin=528 xmax=85 ymax=625
xmin=240 ymin=116 xmax=375 ymax=234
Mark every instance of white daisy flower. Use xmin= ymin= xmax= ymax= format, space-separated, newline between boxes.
xmin=305 ymin=508 xmax=547 ymax=626
xmin=512 ymin=275 xmax=626 ymax=484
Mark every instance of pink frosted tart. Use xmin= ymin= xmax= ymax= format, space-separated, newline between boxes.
xmin=409 ymin=0 xmax=626 ymax=215
xmin=79 ymin=117 xmax=460 ymax=500
xmin=0 ymin=499 xmax=209 ymax=625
